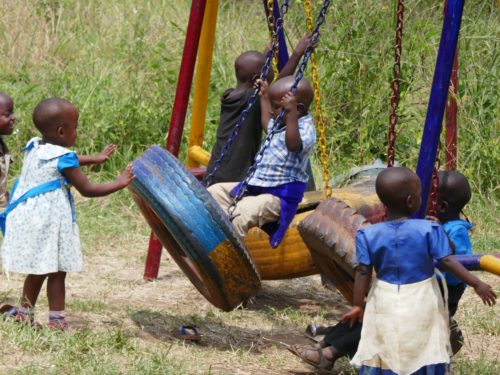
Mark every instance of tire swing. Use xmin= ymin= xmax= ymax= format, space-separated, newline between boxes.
xmin=203 ymin=0 xmax=334 ymax=281
xmin=130 ymin=146 xmax=260 ymax=311
xmin=299 ymin=0 xmax=407 ymax=302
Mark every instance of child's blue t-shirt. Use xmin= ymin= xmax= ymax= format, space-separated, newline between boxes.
xmin=442 ymin=219 xmax=473 ymax=287
xmin=356 ymin=219 xmax=452 ymax=285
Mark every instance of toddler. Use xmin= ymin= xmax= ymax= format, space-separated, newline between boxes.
xmin=0 ymin=92 xmax=15 ymax=209
xmin=1 ymin=98 xmax=134 ymax=330
xmin=341 ymin=167 xmax=496 ymax=375
xmin=204 ymin=34 xmax=314 ymax=186
xmin=208 ymin=75 xmax=316 ymax=248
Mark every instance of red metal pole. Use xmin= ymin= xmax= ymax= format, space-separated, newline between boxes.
xmin=445 ymin=50 xmax=458 ymax=170
xmin=144 ymin=0 xmax=208 ymax=280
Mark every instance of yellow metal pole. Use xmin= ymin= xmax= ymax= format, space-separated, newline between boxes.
xmin=187 ymin=0 xmax=219 ymax=167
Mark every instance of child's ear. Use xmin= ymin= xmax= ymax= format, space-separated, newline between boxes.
xmin=57 ymin=126 xmax=65 ymax=138
xmin=438 ymin=200 xmax=448 ymax=212
xmin=297 ymin=102 xmax=306 ymax=116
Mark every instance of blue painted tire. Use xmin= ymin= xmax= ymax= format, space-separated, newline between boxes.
xmin=129 ymin=146 xmax=261 ymax=311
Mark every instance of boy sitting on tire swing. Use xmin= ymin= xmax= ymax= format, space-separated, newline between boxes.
xmin=208 ymin=75 xmax=316 ymax=248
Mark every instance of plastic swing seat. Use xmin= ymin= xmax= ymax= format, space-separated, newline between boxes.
xmin=129 ymin=146 xmax=260 ymax=311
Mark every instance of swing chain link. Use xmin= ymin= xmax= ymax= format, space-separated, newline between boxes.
xmin=227 ymin=0 xmax=332 ymax=220
xmin=304 ymin=0 xmax=332 ymax=198
xmin=386 ymin=0 xmax=405 ymax=168
xmin=203 ymin=1 xmax=290 ymax=188
xmin=428 ymin=141 xmax=441 ymax=217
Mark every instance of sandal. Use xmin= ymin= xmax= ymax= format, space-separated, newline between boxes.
xmin=287 ymin=344 xmax=335 ymax=374
xmin=305 ymin=323 xmax=331 ymax=338
xmin=174 ymin=324 xmax=202 ymax=342
xmin=0 ymin=304 xmax=34 ymax=325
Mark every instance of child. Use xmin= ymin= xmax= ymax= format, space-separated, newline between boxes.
xmin=208 ymin=75 xmax=316 ymax=248
xmin=341 ymin=167 xmax=496 ymax=375
xmin=436 ymin=170 xmax=473 ymax=316
xmin=204 ymin=34 xmax=314 ymax=186
xmin=0 ymin=92 xmax=15 ymax=209
xmin=0 ymin=98 xmax=134 ymax=330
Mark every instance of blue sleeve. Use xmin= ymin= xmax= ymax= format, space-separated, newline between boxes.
xmin=447 ymin=226 xmax=473 ymax=256
xmin=355 ymin=230 xmax=371 ymax=266
xmin=429 ymin=223 xmax=452 ymax=260
xmin=57 ymin=152 xmax=80 ymax=172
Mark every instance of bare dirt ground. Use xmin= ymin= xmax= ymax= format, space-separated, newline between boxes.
xmin=0 ymin=201 xmax=498 ymax=374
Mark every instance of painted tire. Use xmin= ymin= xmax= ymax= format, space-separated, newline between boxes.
xmin=129 ymin=146 xmax=261 ymax=311
xmin=298 ymin=198 xmax=371 ymax=303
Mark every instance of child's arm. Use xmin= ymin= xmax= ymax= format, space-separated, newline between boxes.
xmin=256 ymin=79 xmax=272 ymax=132
xmin=278 ymin=33 xmax=317 ymax=79
xmin=282 ymin=92 xmax=302 ymax=152
xmin=438 ymin=255 xmax=496 ymax=305
xmin=63 ymin=164 xmax=134 ymax=197
xmin=340 ymin=264 xmax=372 ymax=327
xmin=79 ymin=144 xmax=117 ymax=166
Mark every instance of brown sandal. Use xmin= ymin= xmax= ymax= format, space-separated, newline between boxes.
xmin=287 ymin=344 xmax=335 ymax=374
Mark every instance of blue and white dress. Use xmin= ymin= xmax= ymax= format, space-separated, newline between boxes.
xmin=351 ymin=219 xmax=452 ymax=375
xmin=1 ymin=138 xmax=83 ymax=274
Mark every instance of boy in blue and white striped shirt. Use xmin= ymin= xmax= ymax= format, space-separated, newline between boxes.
xmin=209 ymin=76 xmax=316 ymax=248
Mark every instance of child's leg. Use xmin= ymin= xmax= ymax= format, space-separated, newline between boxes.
xmin=47 ymin=271 xmax=67 ymax=329
xmin=231 ymin=194 xmax=280 ymax=238
xmin=21 ymin=274 xmax=48 ymax=309
xmin=207 ymin=182 xmax=239 ymax=213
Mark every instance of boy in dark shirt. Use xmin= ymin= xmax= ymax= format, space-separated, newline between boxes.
xmin=205 ymin=34 xmax=314 ymax=186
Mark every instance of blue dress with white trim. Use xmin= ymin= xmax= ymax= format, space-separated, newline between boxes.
xmin=1 ymin=138 xmax=83 ymax=274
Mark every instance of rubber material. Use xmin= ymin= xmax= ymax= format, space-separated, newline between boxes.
xmin=299 ymin=198 xmax=370 ymax=303
xmin=130 ymin=146 xmax=260 ymax=311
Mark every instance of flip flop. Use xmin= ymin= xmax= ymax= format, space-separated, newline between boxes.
xmin=287 ymin=344 xmax=335 ymax=374
xmin=305 ymin=323 xmax=330 ymax=338
xmin=174 ymin=324 xmax=202 ymax=342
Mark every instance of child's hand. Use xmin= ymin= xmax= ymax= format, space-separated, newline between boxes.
xmin=473 ymin=280 xmax=497 ymax=306
xmin=255 ymin=79 xmax=269 ymax=98
xmin=95 ymin=144 xmax=117 ymax=164
xmin=295 ymin=32 xmax=318 ymax=56
xmin=282 ymin=92 xmax=297 ymax=115
xmin=116 ymin=164 xmax=135 ymax=188
xmin=340 ymin=306 xmax=364 ymax=328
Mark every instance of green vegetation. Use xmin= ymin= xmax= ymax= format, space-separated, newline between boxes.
xmin=0 ymin=1 xmax=498 ymax=374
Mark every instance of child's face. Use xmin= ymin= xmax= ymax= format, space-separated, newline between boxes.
xmin=0 ymin=97 xmax=15 ymax=136
xmin=57 ymin=106 xmax=79 ymax=147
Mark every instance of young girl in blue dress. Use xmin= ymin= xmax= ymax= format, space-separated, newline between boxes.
xmin=1 ymin=98 xmax=134 ymax=329
xmin=341 ymin=167 xmax=496 ymax=375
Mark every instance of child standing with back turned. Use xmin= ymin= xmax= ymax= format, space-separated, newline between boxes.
xmin=341 ymin=167 xmax=496 ymax=375
xmin=0 ymin=98 xmax=134 ymax=330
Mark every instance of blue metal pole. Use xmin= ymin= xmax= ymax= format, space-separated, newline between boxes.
xmin=414 ymin=0 xmax=465 ymax=219
xmin=273 ymin=0 xmax=289 ymax=70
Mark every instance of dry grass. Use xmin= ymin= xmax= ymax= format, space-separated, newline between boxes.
xmin=0 ymin=193 xmax=498 ymax=374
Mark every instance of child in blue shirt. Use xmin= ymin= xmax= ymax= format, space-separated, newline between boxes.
xmin=341 ymin=167 xmax=496 ymax=375
xmin=436 ymin=170 xmax=473 ymax=316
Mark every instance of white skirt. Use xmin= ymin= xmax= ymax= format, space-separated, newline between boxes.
xmin=351 ymin=276 xmax=451 ymax=375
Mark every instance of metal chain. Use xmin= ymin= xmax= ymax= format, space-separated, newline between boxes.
xmin=267 ymin=0 xmax=279 ymax=79
xmin=203 ymin=0 xmax=290 ymax=187
xmin=304 ymin=0 xmax=332 ymax=198
xmin=386 ymin=0 xmax=405 ymax=168
xmin=228 ymin=0 xmax=332 ymax=219
xmin=428 ymin=141 xmax=442 ymax=217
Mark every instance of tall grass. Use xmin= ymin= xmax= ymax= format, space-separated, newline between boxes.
xmin=0 ymin=1 xmax=498 ymax=197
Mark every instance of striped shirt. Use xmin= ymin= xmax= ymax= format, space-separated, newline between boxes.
xmin=248 ymin=113 xmax=316 ymax=187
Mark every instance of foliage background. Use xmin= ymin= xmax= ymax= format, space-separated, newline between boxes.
xmin=0 ymin=0 xmax=498 ymax=193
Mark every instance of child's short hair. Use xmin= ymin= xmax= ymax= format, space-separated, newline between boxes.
xmin=438 ymin=171 xmax=471 ymax=211
xmin=234 ymin=51 xmax=267 ymax=84
xmin=269 ymin=76 xmax=314 ymax=112
xmin=375 ymin=167 xmax=421 ymax=210
xmin=32 ymin=98 xmax=75 ymax=134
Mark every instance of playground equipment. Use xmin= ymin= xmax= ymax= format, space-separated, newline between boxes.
xmin=131 ymin=0 xmax=499 ymax=310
